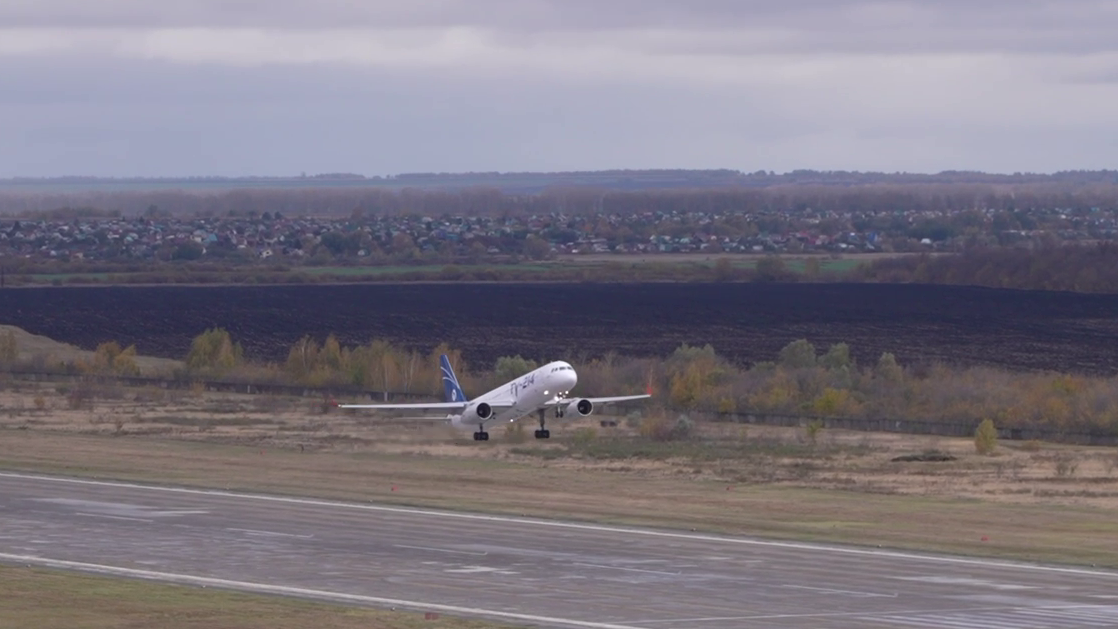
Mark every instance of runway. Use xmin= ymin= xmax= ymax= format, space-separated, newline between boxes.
xmin=1 ymin=472 xmax=1116 ymax=629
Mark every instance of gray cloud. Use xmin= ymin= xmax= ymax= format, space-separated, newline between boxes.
xmin=1 ymin=1 xmax=1116 ymax=176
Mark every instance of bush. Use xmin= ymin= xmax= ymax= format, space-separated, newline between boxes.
xmin=0 ymin=330 xmax=17 ymax=363
xmin=805 ymin=419 xmax=824 ymax=445
xmin=974 ymin=418 xmax=998 ymax=455
xmin=642 ymin=413 xmax=694 ymax=442
xmin=185 ymin=328 xmax=244 ymax=373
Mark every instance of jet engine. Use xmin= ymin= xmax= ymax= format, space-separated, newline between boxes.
xmin=565 ymin=399 xmax=593 ymax=417
xmin=468 ymin=402 xmax=493 ymax=421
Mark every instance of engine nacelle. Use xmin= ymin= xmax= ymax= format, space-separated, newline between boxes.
xmin=451 ymin=402 xmax=493 ymax=428
xmin=469 ymin=402 xmax=493 ymax=420
xmin=565 ymin=399 xmax=593 ymax=417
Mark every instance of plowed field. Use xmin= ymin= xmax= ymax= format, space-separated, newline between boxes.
xmin=1 ymin=282 xmax=1116 ymax=373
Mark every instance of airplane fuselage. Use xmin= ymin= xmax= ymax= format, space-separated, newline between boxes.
xmin=451 ymin=361 xmax=578 ymax=429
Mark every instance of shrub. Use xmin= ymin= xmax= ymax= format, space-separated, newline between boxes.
xmin=1053 ymin=452 xmax=1079 ymax=478
xmin=0 ymin=330 xmax=17 ymax=363
xmin=805 ymin=419 xmax=824 ymax=445
xmin=185 ymin=328 xmax=244 ymax=373
xmin=639 ymin=413 xmax=694 ymax=441
xmin=974 ymin=418 xmax=998 ymax=455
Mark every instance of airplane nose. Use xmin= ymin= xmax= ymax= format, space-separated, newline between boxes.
xmin=566 ymin=370 xmax=578 ymax=390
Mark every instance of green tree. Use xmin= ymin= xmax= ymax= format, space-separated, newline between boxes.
xmin=778 ymin=339 xmax=816 ymax=369
xmin=974 ymin=418 xmax=998 ymax=455
xmin=874 ymin=352 xmax=904 ymax=383
xmin=819 ymin=343 xmax=852 ymax=370
xmin=185 ymin=328 xmax=244 ymax=373
xmin=494 ymin=355 xmax=538 ymax=383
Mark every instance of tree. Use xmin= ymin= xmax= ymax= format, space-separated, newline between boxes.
xmin=494 ymin=355 xmax=537 ymax=383
xmin=755 ymin=255 xmax=788 ymax=282
xmin=523 ymin=235 xmax=552 ymax=261
xmin=874 ymin=352 xmax=904 ymax=383
xmin=172 ymin=241 xmax=204 ymax=261
xmin=778 ymin=339 xmax=816 ymax=369
xmin=85 ymin=341 xmax=140 ymax=376
xmin=974 ymin=418 xmax=998 ymax=455
xmin=820 ymin=343 xmax=852 ymax=370
xmin=185 ymin=328 xmax=244 ymax=373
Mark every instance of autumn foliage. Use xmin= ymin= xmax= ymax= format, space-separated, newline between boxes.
xmin=170 ymin=327 xmax=1118 ymax=436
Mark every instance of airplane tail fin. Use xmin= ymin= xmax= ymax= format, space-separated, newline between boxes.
xmin=440 ymin=354 xmax=467 ymax=403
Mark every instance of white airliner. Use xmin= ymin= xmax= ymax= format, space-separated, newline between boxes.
xmin=337 ymin=355 xmax=651 ymax=441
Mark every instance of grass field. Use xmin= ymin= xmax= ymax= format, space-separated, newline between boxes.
xmin=298 ymin=264 xmax=554 ymax=276
xmin=0 ymin=565 xmax=512 ymax=629
xmin=16 ymin=252 xmax=881 ymax=286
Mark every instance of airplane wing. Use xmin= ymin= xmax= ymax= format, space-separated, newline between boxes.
xmin=336 ymin=401 xmax=468 ymax=411
xmin=554 ymin=394 xmax=652 ymax=405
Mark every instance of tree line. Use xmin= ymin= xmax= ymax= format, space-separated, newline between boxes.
xmin=172 ymin=329 xmax=1118 ymax=436
xmin=3 ymin=325 xmax=1116 ymax=436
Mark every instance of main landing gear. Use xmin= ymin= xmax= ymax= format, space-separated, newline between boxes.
xmin=534 ymin=409 xmax=551 ymax=440
xmin=473 ymin=426 xmax=489 ymax=441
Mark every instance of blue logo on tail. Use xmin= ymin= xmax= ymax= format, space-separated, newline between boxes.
xmin=440 ymin=355 xmax=467 ymax=403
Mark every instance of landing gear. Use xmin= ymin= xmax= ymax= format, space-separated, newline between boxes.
xmin=472 ymin=428 xmax=489 ymax=441
xmin=535 ymin=409 xmax=550 ymax=439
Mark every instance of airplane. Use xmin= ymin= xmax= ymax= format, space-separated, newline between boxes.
xmin=337 ymin=355 xmax=651 ymax=441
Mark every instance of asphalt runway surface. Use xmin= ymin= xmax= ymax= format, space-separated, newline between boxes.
xmin=1 ymin=472 xmax=1117 ymax=629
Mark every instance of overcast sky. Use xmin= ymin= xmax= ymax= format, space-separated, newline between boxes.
xmin=2 ymin=0 xmax=1116 ymax=177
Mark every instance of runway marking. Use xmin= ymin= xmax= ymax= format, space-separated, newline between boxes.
xmin=573 ymin=563 xmax=681 ymax=576
xmin=394 ymin=544 xmax=488 ymax=556
xmin=0 ymin=553 xmax=645 ymax=629
xmin=74 ymin=512 xmax=153 ymax=523
xmin=780 ymin=584 xmax=897 ymax=598
xmin=226 ymin=527 xmax=314 ymax=539
xmin=631 ymin=602 xmax=1118 ymax=626
xmin=3 ymin=471 xmax=1116 ymax=579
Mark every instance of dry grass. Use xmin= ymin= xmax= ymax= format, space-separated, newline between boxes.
xmin=1 ymin=381 xmax=1118 ymax=567
xmin=0 ymin=565 xmax=513 ymax=629
xmin=0 ymin=324 xmax=181 ymax=374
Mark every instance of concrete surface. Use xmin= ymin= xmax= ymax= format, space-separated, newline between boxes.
xmin=1 ymin=471 xmax=1117 ymax=628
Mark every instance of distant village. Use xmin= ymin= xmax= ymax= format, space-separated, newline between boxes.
xmin=1 ymin=205 xmax=1114 ymax=264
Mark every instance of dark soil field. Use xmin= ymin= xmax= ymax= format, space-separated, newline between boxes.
xmin=1 ymin=282 xmax=1117 ymax=374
